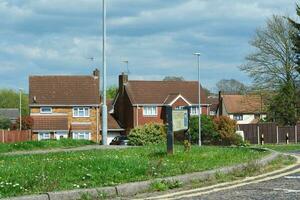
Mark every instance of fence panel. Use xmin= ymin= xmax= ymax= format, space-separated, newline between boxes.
xmin=278 ymin=126 xmax=295 ymax=144
xmin=259 ymin=123 xmax=277 ymax=144
xmin=0 ymin=130 xmax=32 ymax=143
xmin=238 ymin=124 xmax=258 ymax=144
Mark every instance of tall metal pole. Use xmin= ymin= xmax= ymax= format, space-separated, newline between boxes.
xmin=194 ymin=53 xmax=201 ymax=146
xmin=101 ymin=0 xmax=108 ymax=145
xmin=19 ymin=89 xmax=22 ymax=131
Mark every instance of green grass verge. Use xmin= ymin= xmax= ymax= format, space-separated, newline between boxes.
xmin=256 ymin=144 xmax=300 ymax=152
xmin=0 ymin=139 xmax=95 ymax=154
xmin=0 ymin=145 xmax=268 ymax=198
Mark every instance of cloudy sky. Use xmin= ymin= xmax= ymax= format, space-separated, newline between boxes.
xmin=0 ymin=0 xmax=297 ymax=92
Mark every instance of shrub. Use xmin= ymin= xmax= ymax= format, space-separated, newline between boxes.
xmin=11 ymin=116 xmax=33 ymax=130
xmin=189 ymin=116 xmax=219 ymax=144
xmin=0 ymin=117 xmax=11 ymax=130
xmin=128 ymin=123 xmax=166 ymax=146
xmin=213 ymin=116 xmax=243 ymax=146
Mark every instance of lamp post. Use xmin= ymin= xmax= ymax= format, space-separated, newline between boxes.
xmin=19 ymin=88 xmax=22 ymax=131
xmin=101 ymin=0 xmax=108 ymax=145
xmin=194 ymin=53 xmax=201 ymax=146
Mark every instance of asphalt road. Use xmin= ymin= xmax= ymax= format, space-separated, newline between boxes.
xmin=184 ymin=171 xmax=300 ymax=200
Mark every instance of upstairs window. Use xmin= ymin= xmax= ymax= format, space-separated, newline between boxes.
xmin=40 ymin=107 xmax=52 ymax=114
xmin=143 ymin=106 xmax=157 ymax=116
xmin=233 ymin=114 xmax=243 ymax=121
xmin=73 ymin=107 xmax=90 ymax=117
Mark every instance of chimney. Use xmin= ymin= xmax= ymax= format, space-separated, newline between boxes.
xmin=93 ymin=69 xmax=100 ymax=77
xmin=218 ymin=91 xmax=223 ymax=116
xmin=119 ymin=72 xmax=128 ymax=93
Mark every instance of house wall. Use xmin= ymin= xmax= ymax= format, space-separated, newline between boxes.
xmin=30 ymin=107 xmax=100 ymax=142
xmin=229 ymin=114 xmax=267 ymax=125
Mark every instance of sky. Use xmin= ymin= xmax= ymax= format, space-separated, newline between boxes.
xmin=0 ymin=0 xmax=297 ymax=92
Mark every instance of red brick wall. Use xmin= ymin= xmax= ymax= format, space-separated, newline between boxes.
xmin=134 ymin=106 xmax=165 ymax=127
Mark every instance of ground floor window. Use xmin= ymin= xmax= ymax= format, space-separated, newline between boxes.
xmin=72 ymin=132 xmax=91 ymax=140
xmin=54 ymin=132 xmax=68 ymax=140
xmin=38 ymin=132 xmax=50 ymax=141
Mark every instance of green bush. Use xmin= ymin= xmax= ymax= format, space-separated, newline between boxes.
xmin=213 ymin=116 xmax=243 ymax=146
xmin=189 ymin=116 xmax=219 ymax=144
xmin=0 ymin=117 xmax=11 ymax=130
xmin=128 ymin=123 xmax=166 ymax=146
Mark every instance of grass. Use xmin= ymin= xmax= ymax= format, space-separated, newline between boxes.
xmin=259 ymin=144 xmax=300 ymax=152
xmin=0 ymin=145 xmax=268 ymax=198
xmin=0 ymin=139 xmax=95 ymax=154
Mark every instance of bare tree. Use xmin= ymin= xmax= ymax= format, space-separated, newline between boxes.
xmin=240 ymin=15 xmax=298 ymax=90
xmin=216 ymin=79 xmax=247 ymax=94
xmin=163 ymin=76 xmax=185 ymax=81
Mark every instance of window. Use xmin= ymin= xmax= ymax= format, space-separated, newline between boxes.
xmin=143 ymin=106 xmax=157 ymax=116
xmin=73 ymin=107 xmax=90 ymax=117
xmin=190 ymin=106 xmax=199 ymax=115
xmin=38 ymin=132 xmax=50 ymax=141
xmin=40 ymin=107 xmax=52 ymax=114
xmin=233 ymin=114 xmax=243 ymax=121
xmin=210 ymin=111 xmax=216 ymax=116
xmin=175 ymin=106 xmax=185 ymax=110
xmin=72 ymin=132 xmax=91 ymax=140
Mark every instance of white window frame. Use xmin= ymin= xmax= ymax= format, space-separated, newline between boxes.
xmin=72 ymin=132 xmax=91 ymax=140
xmin=40 ymin=107 xmax=52 ymax=114
xmin=190 ymin=106 xmax=199 ymax=116
xmin=233 ymin=114 xmax=243 ymax=121
xmin=73 ymin=107 xmax=90 ymax=118
xmin=54 ymin=132 xmax=68 ymax=140
xmin=38 ymin=132 xmax=51 ymax=141
xmin=143 ymin=106 xmax=158 ymax=116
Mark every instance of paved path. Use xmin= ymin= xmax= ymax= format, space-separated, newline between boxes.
xmin=137 ymin=153 xmax=300 ymax=200
xmin=2 ymin=145 xmax=130 ymax=156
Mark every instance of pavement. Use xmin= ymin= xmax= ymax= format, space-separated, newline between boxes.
xmin=2 ymin=145 xmax=130 ymax=156
xmin=133 ymin=152 xmax=300 ymax=200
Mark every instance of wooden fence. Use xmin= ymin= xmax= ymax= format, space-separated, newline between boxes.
xmin=0 ymin=130 xmax=32 ymax=143
xmin=237 ymin=123 xmax=300 ymax=144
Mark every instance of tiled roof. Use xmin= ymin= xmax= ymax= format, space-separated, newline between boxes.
xmin=207 ymin=97 xmax=219 ymax=112
xmin=223 ymin=95 xmax=265 ymax=114
xmin=0 ymin=109 xmax=19 ymax=119
xmin=108 ymin=114 xmax=123 ymax=130
xmin=125 ymin=81 xmax=207 ymax=105
xmin=71 ymin=123 xmax=92 ymax=131
xmin=32 ymin=116 xmax=68 ymax=131
xmin=29 ymin=75 xmax=100 ymax=105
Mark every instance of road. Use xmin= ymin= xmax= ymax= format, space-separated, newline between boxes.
xmin=138 ymin=153 xmax=300 ymax=200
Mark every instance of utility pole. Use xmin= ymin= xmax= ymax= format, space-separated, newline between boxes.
xmin=101 ymin=0 xmax=108 ymax=145
xmin=194 ymin=53 xmax=201 ymax=146
xmin=19 ymin=88 xmax=22 ymax=131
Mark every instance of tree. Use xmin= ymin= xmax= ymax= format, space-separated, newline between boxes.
xmin=216 ymin=79 xmax=247 ymax=94
xmin=163 ymin=76 xmax=185 ymax=81
xmin=0 ymin=89 xmax=29 ymax=116
xmin=267 ymin=81 xmax=298 ymax=125
xmin=240 ymin=15 xmax=299 ymax=125
xmin=107 ymin=86 xmax=118 ymax=100
xmin=11 ymin=116 xmax=33 ymax=130
xmin=240 ymin=15 xmax=298 ymax=90
xmin=0 ymin=117 xmax=11 ymax=130
xmin=289 ymin=5 xmax=300 ymax=73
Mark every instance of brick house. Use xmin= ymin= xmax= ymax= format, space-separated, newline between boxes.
xmin=113 ymin=73 xmax=209 ymax=133
xmin=29 ymin=70 xmax=101 ymax=142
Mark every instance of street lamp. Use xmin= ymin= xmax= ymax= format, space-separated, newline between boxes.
xmin=101 ymin=0 xmax=108 ymax=145
xmin=194 ymin=53 xmax=201 ymax=146
xmin=19 ymin=88 xmax=23 ymax=131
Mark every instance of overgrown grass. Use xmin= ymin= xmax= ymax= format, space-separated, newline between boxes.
xmin=257 ymin=144 xmax=300 ymax=152
xmin=0 ymin=145 xmax=268 ymax=198
xmin=0 ymin=139 xmax=95 ymax=153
